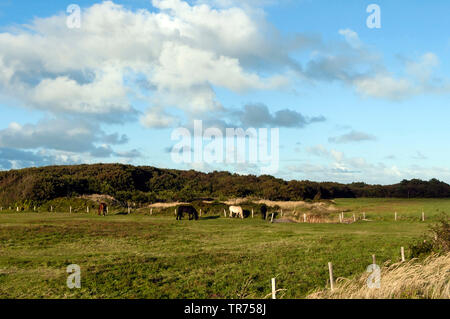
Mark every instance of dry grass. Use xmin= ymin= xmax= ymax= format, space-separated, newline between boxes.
xmin=148 ymin=202 xmax=189 ymax=208
xmin=307 ymin=253 xmax=450 ymax=299
xmin=221 ymin=199 xmax=344 ymax=223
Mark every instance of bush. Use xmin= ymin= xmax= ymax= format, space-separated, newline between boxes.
xmin=410 ymin=213 xmax=450 ymax=258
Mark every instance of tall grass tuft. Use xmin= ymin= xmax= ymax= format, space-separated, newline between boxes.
xmin=307 ymin=253 xmax=450 ymax=299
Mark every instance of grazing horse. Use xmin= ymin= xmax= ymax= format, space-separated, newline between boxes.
xmin=176 ymin=205 xmax=199 ymax=221
xmin=260 ymin=204 xmax=267 ymax=220
xmin=98 ymin=203 xmax=107 ymax=216
xmin=229 ymin=206 xmax=244 ymax=219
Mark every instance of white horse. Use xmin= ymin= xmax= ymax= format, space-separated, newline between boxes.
xmin=229 ymin=206 xmax=244 ymax=219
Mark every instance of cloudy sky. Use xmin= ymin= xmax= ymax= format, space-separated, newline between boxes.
xmin=0 ymin=0 xmax=449 ymax=184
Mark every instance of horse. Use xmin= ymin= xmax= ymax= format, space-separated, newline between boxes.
xmin=260 ymin=204 xmax=267 ymax=220
xmin=176 ymin=205 xmax=199 ymax=221
xmin=229 ymin=206 xmax=244 ymax=219
xmin=98 ymin=203 xmax=108 ymax=216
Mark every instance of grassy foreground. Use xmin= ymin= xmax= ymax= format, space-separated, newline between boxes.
xmin=0 ymin=198 xmax=448 ymax=299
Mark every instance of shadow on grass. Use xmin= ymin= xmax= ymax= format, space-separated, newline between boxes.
xmin=200 ymin=216 xmax=221 ymax=220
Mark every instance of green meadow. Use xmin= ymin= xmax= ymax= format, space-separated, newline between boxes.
xmin=0 ymin=198 xmax=448 ymax=299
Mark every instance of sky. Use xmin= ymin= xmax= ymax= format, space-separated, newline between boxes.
xmin=0 ymin=0 xmax=449 ymax=184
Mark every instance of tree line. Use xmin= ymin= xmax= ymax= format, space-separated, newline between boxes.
xmin=0 ymin=164 xmax=449 ymax=206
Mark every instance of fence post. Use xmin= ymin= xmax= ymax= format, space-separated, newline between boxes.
xmin=252 ymin=209 xmax=254 ymax=218
xmin=224 ymin=209 xmax=226 ymax=218
xmin=70 ymin=206 xmax=72 ymax=213
xmin=200 ymin=209 xmax=202 ymax=217
xmin=150 ymin=208 xmax=153 ymax=215
xmin=34 ymin=206 xmax=36 ymax=212
xmin=17 ymin=206 xmax=19 ymax=212
xmin=87 ymin=206 xmax=89 ymax=213
xmin=401 ymin=247 xmax=405 ymax=262
xmin=271 ymin=278 xmax=276 ymax=299
xmin=353 ymin=213 xmax=356 ymax=222
xmin=339 ymin=213 xmax=342 ymax=223
xmin=395 ymin=212 xmax=397 ymax=221
xmin=51 ymin=206 xmax=53 ymax=212
xmin=372 ymin=254 xmax=376 ymax=265
xmin=270 ymin=213 xmax=274 ymax=223
xmin=363 ymin=212 xmax=366 ymax=219
xmin=422 ymin=211 xmax=425 ymax=222
xmin=328 ymin=262 xmax=334 ymax=291
xmin=281 ymin=209 xmax=283 ymax=217
xmin=303 ymin=213 xmax=307 ymax=223
xmin=106 ymin=206 xmax=109 ymax=215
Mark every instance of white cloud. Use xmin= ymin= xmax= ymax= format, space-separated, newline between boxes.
xmin=0 ymin=0 xmax=291 ymax=124
xmin=354 ymin=74 xmax=415 ymax=100
xmin=0 ymin=118 xmax=130 ymax=157
xmin=353 ymin=52 xmax=449 ymax=100
xmin=338 ymin=28 xmax=362 ymax=49
xmin=328 ymin=130 xmax=376 ymax=144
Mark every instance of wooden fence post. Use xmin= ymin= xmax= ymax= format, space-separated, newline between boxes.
xmin=271 ymin=278 xmax=276 ymax=299
xmin=372 ymin=254 xmax=376 ymax=265
xmin=70 ymin=206 xmax=72 ymax=213
xmin=224 ymin=209 xmax=226 ymax=218
xmin=395 ymin=212 xmax=397 ymax=221
xmin=281 ymin=209 xmax=283 ymax=217
xmin=353 ymin=213 xmax=356 ymax=222
xmin=252 ymin=209 xmax=254 ymax=218
xmin=200 ymin=209 xmax=202 ymax=217
xmin=303 ymin=213 xmax=307 ymax=223
xmin=401 ymin=247 xmax=405 ymax=262
xmin=87 ymin=206 xmax=89 ymax=213
xmin=150 ymin=208 xmax=153 ymax=215
xmin=51 ymin=206 xmax=53 ymax=212
xmin=363 ymin=212 xmax=366 ymax=219
xmin=270 ymin=213 xmax=274 ymax=223
xmin=339 ymin=213 xmax=342 ymax=223
xmin=16 ymin=206 xmax=19 ymax=212
xmin=422 ymin=211 xmax=425 ymax=222
xmin=328 ymin=262 xmax=334 ymax=291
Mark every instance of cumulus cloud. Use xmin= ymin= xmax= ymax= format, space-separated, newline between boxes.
xmin=0 ymin=147 xmax=82 ymax=170
xmin=294 ymin=144 xmax=404 ymax=184
xmin=353 ymin=52 xmax=450 ymax=100
xmin=338 ymin=29 xmax=362 ymax=49
xmin=0 ymin=118 xmax=140 ymax=162
xmin=328 ymin=130 xmax=376 ymax=144
xmin=0 ymin=120 xmax=126 ymax=153
xmin=235 ymin=103 xmax=325 ymax=128
xmin=0 ymin=0 xmax=295 ymax=126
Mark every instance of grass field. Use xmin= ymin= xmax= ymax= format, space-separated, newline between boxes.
xmin=0 ymin=198 xmax=448 ymax=299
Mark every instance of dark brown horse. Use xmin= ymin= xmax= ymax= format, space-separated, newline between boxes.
xmin=260 ymin=204 xmax=267 ymax=220
xmin=176 ymin=205 xmax=198 ymax=221
xmin=98 ymin=203 xmax=108 ymax=216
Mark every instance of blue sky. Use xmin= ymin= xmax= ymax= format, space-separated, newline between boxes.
xmin=0 ymin=0 xmax=449 ymax=184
